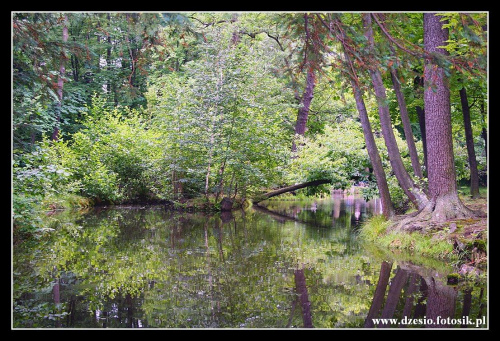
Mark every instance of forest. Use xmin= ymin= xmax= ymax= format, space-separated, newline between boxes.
xmin=12 ymin=12 xmax=488 ymax=329
xmin=13 ymin=12 xmax=487 ymax=229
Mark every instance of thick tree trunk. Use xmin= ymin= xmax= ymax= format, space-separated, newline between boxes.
xmin=364 ymin=261 xmax=392 ymax=328
xmin=459 ymin=87 xmax=480 ymax=198
xmin=422 ymin=13 xmax=479 ymax=223
xmin=364 ymin=13 xmax=429 ymax=211
xmin=393 ymin=13 xmax=483 ymax=230
xmin=389 ymin=58 xmax=424 ymax=179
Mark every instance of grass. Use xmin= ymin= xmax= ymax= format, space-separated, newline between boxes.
xmin=358 ymin=185 xmax=487 ymax=262
xmin=42 ymin=193 xmax=94 ymax=211
xmin=358 ymin=214 xmax=456 ymax=261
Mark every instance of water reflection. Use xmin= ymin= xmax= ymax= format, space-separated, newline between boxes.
xmin=12 ymin=193 xmax=486 ymax=329
xmin=363 ymin=262 xmax=487 ymax=328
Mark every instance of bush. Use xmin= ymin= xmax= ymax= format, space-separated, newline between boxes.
xmin=12 ymin=139 xmax=83 ymax=238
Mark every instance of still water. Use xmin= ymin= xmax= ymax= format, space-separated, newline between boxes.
xmin=12 ymin=192 xmax=487 ymax=329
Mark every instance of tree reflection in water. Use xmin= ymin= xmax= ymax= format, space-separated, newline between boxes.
xmin=13 ymin=195 xmax=486 ymax=329
xmin=363 ymin=262 xmax=486 ymax=329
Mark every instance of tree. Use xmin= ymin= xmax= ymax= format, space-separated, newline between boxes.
xmin=388 ymin=45 xmax=424 ymax=180
xmin=329 ymin=14 xmax=395 ymax=219
xmin=396 ymin=13 xmax=483 ymax=229
xmin=362 ymin=13 xmax=429 ymax=211
xmin=458 ymin=85 xmax=480 ymax=198
xmin=291 ymin=14 xmax=323 ymax=153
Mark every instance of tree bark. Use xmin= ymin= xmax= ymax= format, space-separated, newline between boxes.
xmin=416 ymin=106 xmax=428 ymax=172
xmin=253 ymin=179 xmax=331 ymax=204
xmin=393 ymin=13 xmax=484 ymax=231
xmin=421 ymin=13 xmax=479 ymax=223
xmin=335 ymin=16 xmax=394 ymax=219
xmin=364 ymin=261 xmax=392 ymax=328
xmin=459 ymin=87 xmax=480 ymax=198
xmin=351 ymin=80 xmax=395 ymax=219
xmin=363 ymin=13 xmax=429 ymax=211
xmin=389 ymin=54 xmax=424 ymax=179
xmin=292 ymin=67 xmax=316 ymax=154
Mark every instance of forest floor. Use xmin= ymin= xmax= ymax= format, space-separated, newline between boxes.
xmin=404 ymin=190 xmax=488 ymax=268
xmin=447 ymin=192 xmax=488 ymax=267
xmin=360 ymin=186 xmax=488 ymax=272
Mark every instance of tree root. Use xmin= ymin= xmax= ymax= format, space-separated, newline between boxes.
xmin=390 ymin=193 xmax=486 ymax=233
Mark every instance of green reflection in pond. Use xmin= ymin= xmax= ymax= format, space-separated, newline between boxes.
xmin=13 ymin=195 xmax=487 ymax=329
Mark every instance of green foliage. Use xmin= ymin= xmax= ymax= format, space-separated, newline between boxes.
xmin=146 ymin=20 xmax=296 ymax=200
xmin=69 ymin=96 xmax=164 ymax=203
xmin=289 ymin=119 xmax=372 ymax=191
xmin=13 ymin=12 xmax=488 ymax=242
xmin=13 ymin=138 xmax=84 ymax=237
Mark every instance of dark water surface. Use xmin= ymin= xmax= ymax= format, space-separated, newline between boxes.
xmin=12 ymin=193 xmax=487 ymax=329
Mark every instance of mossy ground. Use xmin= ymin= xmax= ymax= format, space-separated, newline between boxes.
xmin=359 ymin=186 xmax=487 ymax=267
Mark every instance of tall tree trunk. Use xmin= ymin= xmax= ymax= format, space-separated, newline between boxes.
xmin=351 ymin=80 xmax=395 ymax=219
xmin=51 ymin=15 xmax=68 ymax=141
xmin=421 ymin=13 xmax=480 ymax=222
xmin=364 ymin=261 xmax=392 ymax=328
xmin=364 ymin=13 xmax=429 ymax=211
xmin=459 ymin=86 xmax=480 ymax=198
xmin=292 ymin=14 xmax=317 ymax=154
xmin=334 ymin=16 xmax=394 ymax=219
xmin=292 ymin=67 xmax=316 ymax=153
xmin=416 ymin=106 xmax=428 ymax=173
xmin=389 ymin=50 xmax=424 ymax=179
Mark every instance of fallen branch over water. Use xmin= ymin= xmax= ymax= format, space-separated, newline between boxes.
xmin=252 ymin=179 xmax=331 ymax=204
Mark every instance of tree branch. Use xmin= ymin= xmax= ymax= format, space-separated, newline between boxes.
xmin=370 ymin=13 xmax=425 ymax=59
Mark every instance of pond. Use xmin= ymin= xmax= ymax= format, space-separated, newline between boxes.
xmin=12 ymin=191 xmax=487 ymax=329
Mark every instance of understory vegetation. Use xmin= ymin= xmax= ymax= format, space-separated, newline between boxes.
xmin=13 ymin=12 xmax=487 ymax=249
